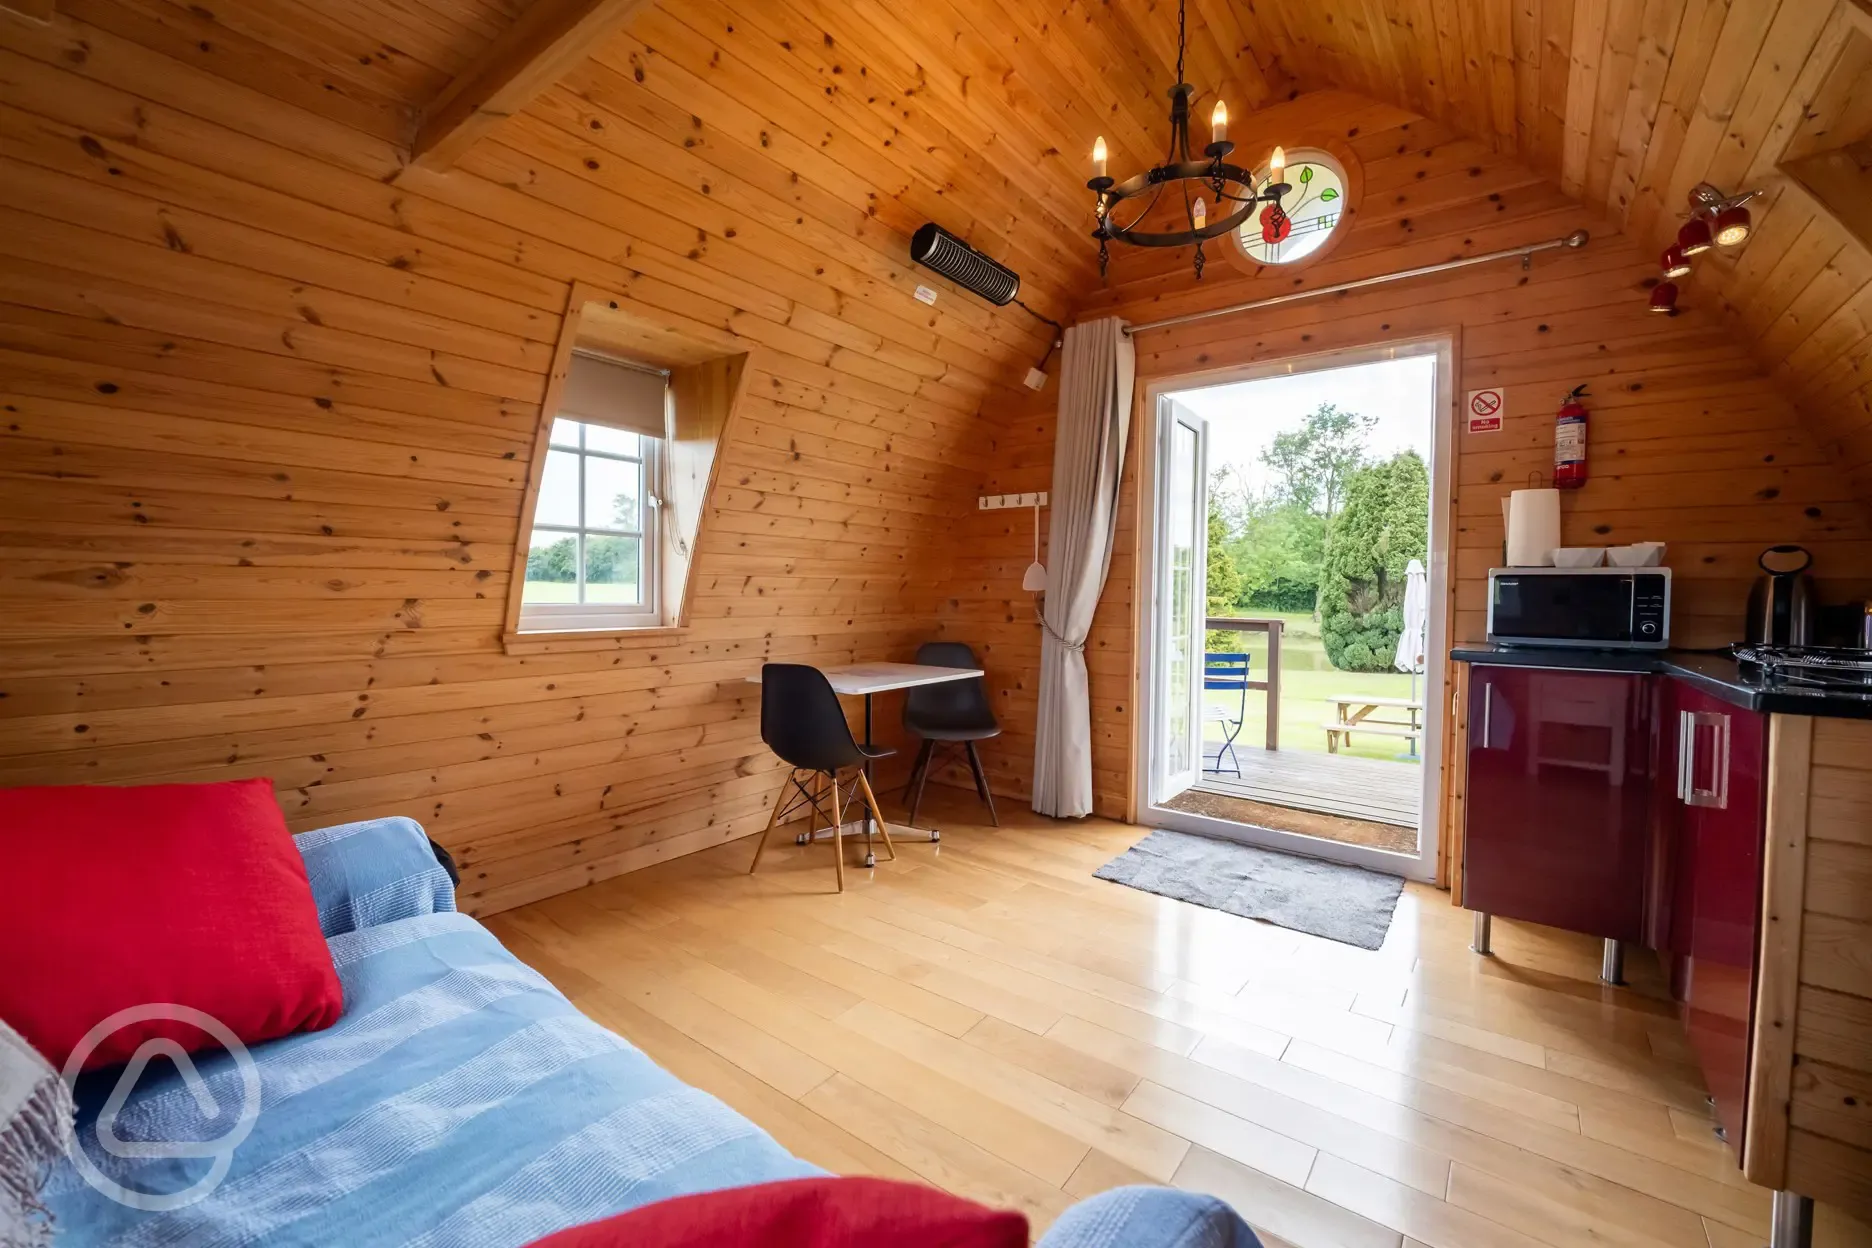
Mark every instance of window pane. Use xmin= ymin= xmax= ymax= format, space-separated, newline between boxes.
xmin=522 ymin=528 xmax=580 ymax=604
xmin=584 ymin=424 xmax=642 ymax=457
xmin=1237 ymin=156 xmax=1345 ymax=265
xmin=549 ymin=418 xmax=582 ymax=449
xmin=585 ymin=455 xmax=641 ymax=531
xmin=584 ymin=535 xmax=641 ymax=604
xmin=537 ymin=450 xmax=580 ymax=527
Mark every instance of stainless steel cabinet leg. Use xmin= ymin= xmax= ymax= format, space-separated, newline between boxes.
xmin=1600 ymin=938 xmax=1625 ymax=986
xmin=1770 ymin=1191 xmax=1813 ymax=1248
xmin=1471 ymin=911 xmax=1493 ymax=957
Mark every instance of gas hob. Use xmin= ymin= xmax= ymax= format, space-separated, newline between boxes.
xmin=1731 ymin=644 xmax=1872 ymax=690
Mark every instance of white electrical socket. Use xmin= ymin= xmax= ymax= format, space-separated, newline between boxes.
xmin=1022 ymin=367 xmax=1047 ymax=390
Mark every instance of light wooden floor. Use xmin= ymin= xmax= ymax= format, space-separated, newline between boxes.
xmin=1198 ymin=746 xmax=1422 ymax=830
xmin=487 ymin=788 xmax=1870 ymax=1248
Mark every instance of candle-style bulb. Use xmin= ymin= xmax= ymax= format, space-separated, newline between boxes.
xmin=1192 ymin=196 xmax=1207 ymax=231
xmin=1270 ymin=145 xmax=1286 ymax=178
xmin=1092 ymin=136 xmax=1108 ymax=178
xmin=1210 ymin=99 xmax=1228 ymax=144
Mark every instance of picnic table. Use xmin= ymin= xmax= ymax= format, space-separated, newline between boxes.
xmin=1322 ymin=694 xmax=1423 ymax=754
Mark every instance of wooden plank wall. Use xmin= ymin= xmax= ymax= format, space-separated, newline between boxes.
xmin=1792 ymin=716 xmax=1872 ymax=1216
xmin=0 ymin=1 xmax=1066 ymax=915
xmin=932 ymin=387 xmax=1138 ymax=818
xmin=942 ymin=90 xmax=1872 ymax=838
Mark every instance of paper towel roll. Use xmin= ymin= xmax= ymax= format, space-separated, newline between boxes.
xmin=1507 ymin=488 xmax=1560 ymax=567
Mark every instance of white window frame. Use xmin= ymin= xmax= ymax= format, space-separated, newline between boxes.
xmin=518 ymin=406 xmax=665 ymax=633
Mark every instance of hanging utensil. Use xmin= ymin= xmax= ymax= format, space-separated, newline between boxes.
xmin=1021 ymin=500 xmax=1048 ymax=591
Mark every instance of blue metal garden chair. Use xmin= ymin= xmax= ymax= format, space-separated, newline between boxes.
xmin=1202 ymin=652 xmax=1251 ymax=778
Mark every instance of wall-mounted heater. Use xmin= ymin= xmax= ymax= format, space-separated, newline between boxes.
xmin=910 ymin=223 xmax=1021 ymax=307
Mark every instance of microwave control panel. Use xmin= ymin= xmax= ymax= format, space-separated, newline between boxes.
xmin=1633 ymin=573 xmax=1669 ymax=643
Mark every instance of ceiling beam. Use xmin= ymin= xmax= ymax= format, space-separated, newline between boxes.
xmin=1848 ymin=0 xmax=1872 ymax=41
xmin=409 ymin=0 xmax=652 ymax=173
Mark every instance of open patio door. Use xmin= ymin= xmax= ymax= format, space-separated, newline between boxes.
xmin=1151 ymin=397 xmax=1208 ymax=806
xmin=1135 ymin=341 xmax=1451 ymax=884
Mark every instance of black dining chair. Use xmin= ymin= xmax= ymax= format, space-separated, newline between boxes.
xmin=749 ymin=663 xmax=896 ymax=892
xmin=901 ymin=641 xmax=1001 ymax=828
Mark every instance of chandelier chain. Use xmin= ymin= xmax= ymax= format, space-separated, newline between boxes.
xmin=1175 ymin=0 xmax=1187 ymax=87
xmin=1086 ymin=0 xmax=1285 ymax=281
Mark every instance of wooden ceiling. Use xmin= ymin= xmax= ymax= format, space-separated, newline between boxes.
xmin=28 ymin=0 xmax=1872 ymax=488
xmin=1225 ymin=0 xmax=1872 ymax=494
xmin=50 ymin=0 xmax=1282 ymax=316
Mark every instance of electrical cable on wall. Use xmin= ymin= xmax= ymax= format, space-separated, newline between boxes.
xmin=1015 ymin=298 xmax=1064 ymax=390
xmin=910 ymin=223 xmax=1065 ymax=389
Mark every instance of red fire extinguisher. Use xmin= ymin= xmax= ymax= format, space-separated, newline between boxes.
xmin=1554 ymin=384 xmax=1589 ymax=490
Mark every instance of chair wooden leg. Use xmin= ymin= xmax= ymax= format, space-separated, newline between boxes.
xmin=829 ymin=770 xmax=845 ymax=893
xmin=965 ymin=741 xmax=999 ymax=827
xmin=749 ymin=769 xmax=793 ymax=874
xmin=857 ymin=772 xmax=897 ymax=861
xmin=906 ymin=740 xmax=936 ymax=828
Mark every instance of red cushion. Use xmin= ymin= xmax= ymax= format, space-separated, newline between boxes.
xmin=0 ymin=779 xmax=343 ymax=1070
xmin=524 ymin=1178 xmax=1029 ymax=1248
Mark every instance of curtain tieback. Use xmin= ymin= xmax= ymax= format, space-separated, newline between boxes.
xmin=1035 ymin=604 xmax=1086 ymax=653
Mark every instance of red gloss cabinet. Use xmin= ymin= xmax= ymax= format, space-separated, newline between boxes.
xmin=1671 ymin=683 xmax=1767 ymax=1147
xmin=1463 ymin=663 xmax=1771 ymax=1154
xmin=1463 ymin=666 xmax=1654 ymax=943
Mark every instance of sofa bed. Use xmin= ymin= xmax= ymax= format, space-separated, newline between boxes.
xmin=35 ymin=813 xmax=1257 ymax=1248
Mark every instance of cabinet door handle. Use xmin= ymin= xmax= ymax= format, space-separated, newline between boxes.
xmin=1480 ymin=682 xmax=1493 ymax=749
xmin=1683 ymin=711 xmax=1730 ymax=809
xmin=1676 ymin=709 xmax=1693 ymax=802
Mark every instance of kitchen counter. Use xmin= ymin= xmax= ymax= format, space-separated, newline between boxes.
xmin=1450 ymin=644 xmax=1872 ymax=719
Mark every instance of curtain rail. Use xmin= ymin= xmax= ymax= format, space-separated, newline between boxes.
xmin=1122 ymin=229 xmax=1592 ymax=337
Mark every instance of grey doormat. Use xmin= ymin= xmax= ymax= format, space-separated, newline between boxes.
xmin=1093 ymin=829 xmax=1405 ymax=950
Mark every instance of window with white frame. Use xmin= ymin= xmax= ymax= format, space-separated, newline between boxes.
xmin=518 ymin=352 xmax=667 ymax=631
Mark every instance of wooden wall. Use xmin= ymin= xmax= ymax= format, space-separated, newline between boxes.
xmin=5 ymin=0 xmax=1872 ymax=919
xmin=942 ymin=90 xmax=1872 ymax=835
xmin=0 ymin=0 xmax=1064 ymax=915
xmin=1788 ymin=716 xmax=1872 ymax=1220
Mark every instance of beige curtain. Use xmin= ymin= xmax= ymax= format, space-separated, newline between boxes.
xmin=1033 ymin=318 xmax=1135 ymax=818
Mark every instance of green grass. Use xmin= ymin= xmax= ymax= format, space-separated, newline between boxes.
xmin=1202 ymin=612 xmax=1424 ymax=764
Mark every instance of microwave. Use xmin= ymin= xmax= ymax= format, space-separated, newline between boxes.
xmin=1486 ymin=567 xmax=1672 ymax=649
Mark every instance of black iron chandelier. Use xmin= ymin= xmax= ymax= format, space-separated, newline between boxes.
xmin=1087 ymin=0 xmax=1288 ymax=280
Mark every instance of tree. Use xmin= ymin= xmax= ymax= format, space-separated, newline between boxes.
xmin=1318 ymin=451 xmax=1429 ymax=671
xmin=1233 ymin=500 xmax=1325 ymax=612
xmin=1204 ymin=490 xmax=1245 ymax=648
xmin=526 ymin=535 xmax=577 ymax=583
xmin=1261 ymin=403 xmax=1376 ymax=517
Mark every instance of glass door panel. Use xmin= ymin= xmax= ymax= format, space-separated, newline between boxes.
xmin=1156 ymin=400 xmax=1208 ymax=802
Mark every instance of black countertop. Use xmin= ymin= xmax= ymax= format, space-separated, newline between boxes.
xmin=1450 ymin=644 xmax=1872 ymax=720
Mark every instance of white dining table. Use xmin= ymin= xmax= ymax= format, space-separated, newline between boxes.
xmin=745 ymin=661 xmax=984 ymax=848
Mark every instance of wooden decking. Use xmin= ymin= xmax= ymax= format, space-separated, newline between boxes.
xmin=1200 ymin=746 xmax=1421 ymax=830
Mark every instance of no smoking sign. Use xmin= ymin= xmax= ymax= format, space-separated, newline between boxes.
xmin=1466 ymin=387 xmax=1504 ymax=433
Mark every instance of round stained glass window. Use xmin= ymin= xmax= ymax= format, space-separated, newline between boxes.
xmin=1235 ymin=151 xmax=1347 ymax=266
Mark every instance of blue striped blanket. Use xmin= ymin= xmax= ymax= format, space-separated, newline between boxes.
xmin=42 ymin=818 xmax=819 ymax=1247
xmin=41 ymin=816 xmax=1257 ymax=1248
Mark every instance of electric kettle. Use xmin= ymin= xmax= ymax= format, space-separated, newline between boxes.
xmin=1746 ymin=545 xmax=1818 ymax=645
